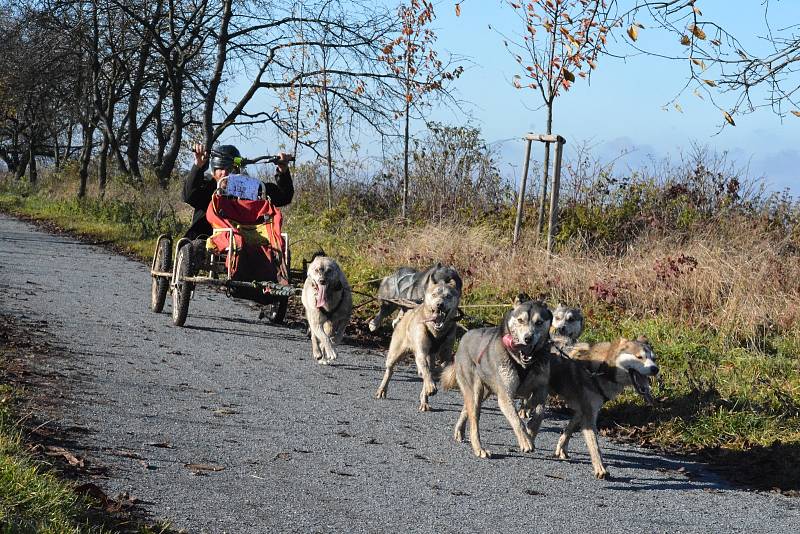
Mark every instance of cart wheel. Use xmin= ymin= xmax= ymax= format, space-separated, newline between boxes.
xmin=266 ymin=296 xmax=288 ymax=324
xmin=150 ymin=237 xmax=172 ymax=313
xmin=172 ymin=245 xmax=193 ymax=327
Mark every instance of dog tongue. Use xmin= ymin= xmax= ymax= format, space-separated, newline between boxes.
xmin=316 ymin=284 xmax=327 ymax=308
xmin=629 ymin=370 xmax=655 ymax=405
xmin=502 ymin=334 xmax=518 ymax=352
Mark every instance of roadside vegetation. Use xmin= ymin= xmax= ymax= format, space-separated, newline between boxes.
xmin=0 ymin=316 xmax=173 ymax=532
xmin=2 ymin=134 xmax=800 ymax=493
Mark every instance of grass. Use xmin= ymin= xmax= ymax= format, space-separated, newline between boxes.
xmin=2 ymin=171 xmax=800 ymax=492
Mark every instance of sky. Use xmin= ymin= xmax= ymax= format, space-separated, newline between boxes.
xmin=203 ymin=0 xmax=799 ymax=195
xmin=423 ymin=0 xmax=800 ymax=194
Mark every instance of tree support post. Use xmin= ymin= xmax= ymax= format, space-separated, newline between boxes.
xmin=547 ymin=137 xmax=566 ymax=255
xmin=512 ymin=138 xmax=533 ymax=246
xmin=513 ymin=133 xmax=566 ymax=248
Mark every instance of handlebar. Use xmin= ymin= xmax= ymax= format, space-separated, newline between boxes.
xmin=236 ymin=154 xmax=296 ymax=166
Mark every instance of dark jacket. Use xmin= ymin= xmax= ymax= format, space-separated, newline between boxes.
xmin=181 ymin=164 xmax=294 ymax=240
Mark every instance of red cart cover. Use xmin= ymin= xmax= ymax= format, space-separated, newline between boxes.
xmin=205 ymin=194 xmax=287 ymax=285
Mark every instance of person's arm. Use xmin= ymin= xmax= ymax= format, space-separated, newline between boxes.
xmin=182 ymin=143 xmax=211 ymax=209
xmin=264 ymin=167 xmax=294 ymax=207
xmin=263 ymin=152 xmax=294 ymax=207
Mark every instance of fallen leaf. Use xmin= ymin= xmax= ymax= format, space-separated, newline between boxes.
xmin=184 ymin=463 xmax=224 ymax=474
xmin=145 ymin=442 xmax=174 ymax=449
xmin=45 ymin=446 xmax=84 ymax=467
xmin=273 ymin=452 xmax=292 ymax=461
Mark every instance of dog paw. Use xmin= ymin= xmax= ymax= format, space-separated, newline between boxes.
xmin=518 ymin=436 xmax=534 ymax=453
xmin=474 ymin=448 xmax=492 ymax=459
xmin=368 ymin=321 xmax=378 ymax=332
xmin=418 ymin=401 xmax=432 ymax=412
xmin=423 ymin=382 xmax=438 ymax=397
xmin=518 ymin=408 xmax=532 ymax=419
xmin=375 ymin=388 xmax=387 ymax=399
xmin=555 ymin=449 xmax=570 ymax=460
xmin=595 ymin=468 xmax=609 ymax=480
xmin=454 ymin=430 xmax=464 ymax=442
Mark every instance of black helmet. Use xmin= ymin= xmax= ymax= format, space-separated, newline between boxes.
xmin=209 ymin=144 xmax=241 ymax=171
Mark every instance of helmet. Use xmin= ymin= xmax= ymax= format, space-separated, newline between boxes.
xmin=209 ymin=145 xmax=241 ymax=171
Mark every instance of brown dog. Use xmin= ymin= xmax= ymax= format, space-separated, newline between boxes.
xmin=532 ymin=337 xmax=659 ymax=478
xmin=374 ymin=279 xmax=460 ymax=411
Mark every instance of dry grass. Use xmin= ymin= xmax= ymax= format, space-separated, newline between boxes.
xmin=362 ymin=220 xmax=800 ymax=343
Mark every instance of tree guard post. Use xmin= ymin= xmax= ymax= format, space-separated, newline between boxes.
xmin=512 ymin=137 xmax=533 ymax=246
xmin=512 ymin=133 xmax=566 ymax=248
xmin=547 ymin=136 xmax=566 ymax=255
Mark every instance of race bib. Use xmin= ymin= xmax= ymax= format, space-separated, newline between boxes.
xmin=224 ymin=174 xmax=262 ymax=200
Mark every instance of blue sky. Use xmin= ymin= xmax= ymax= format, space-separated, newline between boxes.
xmin=216 ymin=1 xmax=799 ymax=195
xmin=425 ymin=0 xmax=800 ymax=194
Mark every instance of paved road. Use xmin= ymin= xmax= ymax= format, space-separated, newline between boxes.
xmin=1 ymin=212 xmax=799 ymax=533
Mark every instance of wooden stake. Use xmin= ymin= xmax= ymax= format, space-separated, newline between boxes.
xmin=512 ymin=138 xmax=533 ymax=246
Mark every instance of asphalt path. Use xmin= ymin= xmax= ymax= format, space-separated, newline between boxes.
xmin=1 ymin=212 xmax=799 ymax=533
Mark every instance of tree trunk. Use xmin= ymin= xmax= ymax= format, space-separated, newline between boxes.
xmin=403 ymin=96 xmax=410 ymax=219
xmin=535 ymin=102 xmax=554 ymax=235
xmin=27 ymin=145 xmax=37 ymax=184
xmin=15 ymin=150 xmax=29 ymax=181
xmin=78 ymin=123 xmax=95 ymax=199
xmin=53 ymin=133 xmax=61 ymax=170
xmin=99 ymin=132 xmax=109 ymax=197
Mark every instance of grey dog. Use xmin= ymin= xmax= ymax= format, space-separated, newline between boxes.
xmin=368 ymin=264 xmax=462 ymax=332
xmin=442 ymin=297 xmax=552 ymax=458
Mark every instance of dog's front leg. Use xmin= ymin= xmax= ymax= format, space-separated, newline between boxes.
xmin=465 ymin=381 xmax=490 ymax=458
xmin=414 ymin=344 xmax=437 ymax=412
xmin=582 ymin=423 xmax=609 ymax=479
xmin=375 ymin=337 xmax=405 ymax=399
xmin=524 ymin=386 xmax=549 ymax=444
xmin=309 ymin=323 xmax=337 ymax=364
xmin=368 ymin=301 xmax=396 ymax=332
xmin=554 ymin=414 xmax=581 ymax=459
xmin=497 ymin=390 xmax=534 ymax=453
xmin=310 ymin=330 xmax=322 ymax=361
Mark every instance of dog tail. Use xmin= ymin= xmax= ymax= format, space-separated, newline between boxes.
xmin=440 ymin=363 xmax=458 ymax=391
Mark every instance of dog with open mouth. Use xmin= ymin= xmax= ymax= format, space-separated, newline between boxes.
xmin=301 ymin=255 xmax=352 ymax=364
xmin=531 ymin=336 xmax=659 ymax=479
xmin=441 ymin=296 xmax=552 ymax=458
xmin=368 ymin=263 xmax=462 ymax=332
xmin=374 ymin=278 xmax=460 ymax=411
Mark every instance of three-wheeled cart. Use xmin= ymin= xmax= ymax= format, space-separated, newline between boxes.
xmin=149 ymin=163 xmax=302 ymax=326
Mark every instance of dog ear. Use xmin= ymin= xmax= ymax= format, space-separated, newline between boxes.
xmin=310 ymin=249 xmax=326 ymax=261
xmin=636 ymin=335 xmax=649 ymax=344
xmin=447 ymin=277 xmax=458 ymax=288
xmin=513 ymin=293 xmax=530 ymax=306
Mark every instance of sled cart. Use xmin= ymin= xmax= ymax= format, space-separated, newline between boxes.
xmin=149 ymin=158 xmax=302 ymax=326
